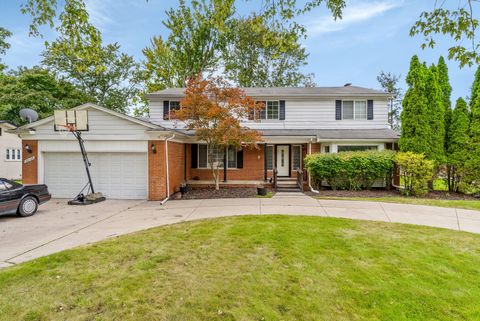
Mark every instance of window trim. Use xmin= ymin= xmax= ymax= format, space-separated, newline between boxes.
xmin=5 ymin=148 xmax=21 ymax=162
xmin=254 ymin=100 xmax=280 ymax=121
xmin=167 ymin=100 xmax=181 ymax=120
xmin=197 ymin=144 xmax=238 ymax=169
xmin=292 ymin=145 xmax=302 ymax=171
xmin=341 ymin=100 xmax=367 ymax=120
xmin=266 ymin=145 xmax=274 ymax=171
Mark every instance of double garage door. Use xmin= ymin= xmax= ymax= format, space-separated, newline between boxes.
xmin=44 ymin=152 xmax=148 ymax=199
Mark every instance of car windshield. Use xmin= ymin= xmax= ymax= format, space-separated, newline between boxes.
xmin=0 ymin=178 xmax=21 ymax=190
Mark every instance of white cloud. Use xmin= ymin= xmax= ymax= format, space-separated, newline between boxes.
xmin=307 ymin=1 xmax=402 ymax=36
xmin=85 ymin=0 xmax=116 ymax=30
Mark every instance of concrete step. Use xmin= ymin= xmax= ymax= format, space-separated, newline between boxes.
xmin=276 ymin=187 xmax=301 ymax=192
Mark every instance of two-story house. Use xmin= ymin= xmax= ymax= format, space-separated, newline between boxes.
xmin=0 ymin=121 xmax=22 ymax=180
xmin=14 ymin=85 xmax=398 ymax=201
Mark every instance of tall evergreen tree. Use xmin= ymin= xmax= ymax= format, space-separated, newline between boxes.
xmin=447 ymin=98 xmax=470 ymax=192
xmin=466 ymin=66 xmax=480 ymax=194
xmin=425 ymin=64 xmax=446 ymax=164
xmin=437 ymin=57 xmax=452 ymax=142
xmin=399 ymin=56 xmax=431 ymax=155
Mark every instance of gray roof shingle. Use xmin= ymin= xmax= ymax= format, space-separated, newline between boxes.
xmin=146 ymin=86 xmax=390 ymax=99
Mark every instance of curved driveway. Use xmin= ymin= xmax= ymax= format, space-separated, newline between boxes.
xmin=1 ymin=192 xmax=480 ymax=268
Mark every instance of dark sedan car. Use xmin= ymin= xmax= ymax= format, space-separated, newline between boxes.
xmin=0 ymin=178 xmax=51 ymax=217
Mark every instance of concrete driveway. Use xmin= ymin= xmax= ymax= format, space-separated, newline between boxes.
xmin=1 ymin=192 xmax=480 ymax=268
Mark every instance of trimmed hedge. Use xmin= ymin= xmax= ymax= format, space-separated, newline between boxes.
xmin=395 ymin=152 xmax=435 ymax=196
xmin=305 ymin=150 xmax=395 ymax=191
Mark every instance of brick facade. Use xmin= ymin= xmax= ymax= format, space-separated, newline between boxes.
xmin=148 ymin=140 xmax=186 ymax=201
xmin=22 ymin=140 xmax=38 ymax=184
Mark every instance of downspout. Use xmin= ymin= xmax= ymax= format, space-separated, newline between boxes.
xmin=160 ymin=134 xmax=176 ymax=205
xmin=308 ymin=139 xmax=319 ymax=193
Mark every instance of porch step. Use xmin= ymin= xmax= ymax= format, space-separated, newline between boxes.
xmin=276 ymin=185 xmax=301 ymax=192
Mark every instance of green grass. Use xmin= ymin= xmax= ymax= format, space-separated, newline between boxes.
xmin=256 ymin=191 xmax=275 ymax=198
xmin=2 ymin=216 xmax=480 ymax=320
xmin=317 ymin=196 xmax=480 ymax=211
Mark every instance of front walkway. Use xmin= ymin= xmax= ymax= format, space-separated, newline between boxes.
xmin=1 ymin=193 xmax=480 ymax=268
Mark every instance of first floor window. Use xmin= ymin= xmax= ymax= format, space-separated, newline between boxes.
xmin=266 ymin=145 xmax=274 ymax=170
xmin=337 ymin=145 xmax=378 ymax=152
xmin=342 ymin=100 xmax=367 ymax=120
xmin=292 ymin=145 xmax=302 ymax=170
xmin=198 ymin=145 xmax=237 ymax=168
xmin=5 ymin=148 xmax=21 ymax=161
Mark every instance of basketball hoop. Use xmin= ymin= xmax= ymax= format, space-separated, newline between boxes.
xmin=57 ymin=124 xmax=76 ymax=136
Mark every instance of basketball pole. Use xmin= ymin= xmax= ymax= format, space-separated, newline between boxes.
xmin=72 ymin=130 xmax=95 ymax=195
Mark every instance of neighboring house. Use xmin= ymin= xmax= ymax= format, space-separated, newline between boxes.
xmin=0 ymin=121 xmax=22 ymax=180
xmin=13 ymin=85 xmax=398 ymax=200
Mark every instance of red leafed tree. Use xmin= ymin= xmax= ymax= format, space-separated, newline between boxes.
xmin=174 ymin=77 xmax=263 ymax=190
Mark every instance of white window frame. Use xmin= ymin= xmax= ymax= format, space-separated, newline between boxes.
xmin=255 ymin=100 xmax=280 ymax=121
xmin=5 ymin=148 xmax=21 ymax=161
xmin=198 ymin=145 xmax=237 ymax=169
xmin=266 ymin=145 xmax=274 ymax=170
xmin=167 ymin=101 xmax=181 ymax=119
xmin=292 ymin=145 xmax=302 ymax=170
xmin=342 ymin=100 xmax=367 ymax=120
xmin=336 ymin=145 xmax=379 ymax=152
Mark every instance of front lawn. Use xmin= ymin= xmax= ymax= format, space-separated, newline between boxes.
xmin=1 ymin=216 xmax=480 ymax=320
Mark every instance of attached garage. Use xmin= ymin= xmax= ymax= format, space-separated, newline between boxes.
xmin=44 ymin=152 xmax=148 ymax=199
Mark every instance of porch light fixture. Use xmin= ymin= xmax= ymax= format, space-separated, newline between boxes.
xmin=24 ymin=144 xmax=32 ymax=154
xmin=151 ymin=143 xmax=157 ymax=154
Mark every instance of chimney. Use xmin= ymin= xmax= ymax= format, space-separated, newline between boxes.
xmin=344 ymin=83 xmax=352 ymax=87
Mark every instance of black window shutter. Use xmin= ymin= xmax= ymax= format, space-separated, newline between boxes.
xmin=335 ymin=100 xmax=342 ymax=120
xmin=367 ymin=100 xmax=374 ymax=120
xmin=163 ymin=101 xmax=170 ymax=120
xmin=236 ymin=149 xmax=244 ymax=168
xmin=279 ymin=100 xmax=285 ymax=120
xmin=191 ymin=144 xmax=198 ymax=168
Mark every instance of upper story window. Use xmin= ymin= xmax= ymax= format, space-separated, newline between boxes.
xmin=251 ymin=100 xmax=280 ymax=120
xmin=342 ymin=100 xmax=367 ymax=120
xmin=5 ymin=148 xmax=21 ymax=161
xmin=163 ymin=100 xmax=181 ymax=120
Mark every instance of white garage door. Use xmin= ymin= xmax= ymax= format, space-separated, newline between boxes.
xmin=44 ymin=152 xmax=148 ymax=199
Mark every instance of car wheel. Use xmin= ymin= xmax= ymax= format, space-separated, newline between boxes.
xmin=18 ymin=196 xmax=38 ymax=217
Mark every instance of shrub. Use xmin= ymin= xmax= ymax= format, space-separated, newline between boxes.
xmin=394 ymin=152 xmax=435 ymax=196
xmin=305 ymin=150 xmax=395 ymax=191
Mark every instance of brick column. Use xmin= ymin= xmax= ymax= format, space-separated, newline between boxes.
xmin=148 ymin=140 xmax=166 ymax=201
xmin=22 ymin=140 xmax=38 ymax=184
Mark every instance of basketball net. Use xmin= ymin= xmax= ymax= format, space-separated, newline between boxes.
xmin=57 ymin=124 xmax=77 ymax=136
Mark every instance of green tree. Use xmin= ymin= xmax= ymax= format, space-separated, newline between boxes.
xmin=425 ymin=64 xmax=446 ymax=164
xmin=447 ymin=98 xmax=470 ymax=192
xmin=465 ymin=66 xmax=480 ymax=194
xmin=376 ymin=71 xmax=402 ymax=131
xmin=0 ymin=27 xmax=12 ymax=72
xmin=399 ymin=56 xmax=431 ymax=155
xmin=0 ymin=67 xmax=90 ymax=125
xmin=43 ymin=42 xmax=143 ymax=113
xmin=143 ymin=0 xmax=235 ymax=92
xmin=411 ymin=1 xmax=480 ymax=67
xmin=222 ymin=15 xmax=313 ymax=87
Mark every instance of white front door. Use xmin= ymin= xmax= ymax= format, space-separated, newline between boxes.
xmin=276 ymin=145 xmax=290 ymax=176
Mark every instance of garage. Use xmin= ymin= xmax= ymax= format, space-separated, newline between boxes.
xmin=44 ymin=152 xmax=148 ymax=199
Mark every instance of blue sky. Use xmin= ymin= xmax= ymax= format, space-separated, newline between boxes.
xmin=0 ymin=0 xmax=476 ymax=101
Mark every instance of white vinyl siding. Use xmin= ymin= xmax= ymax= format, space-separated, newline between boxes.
xmin=150 ymin=98 xmax=389 ymax=129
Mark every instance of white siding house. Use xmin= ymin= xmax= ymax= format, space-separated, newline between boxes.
xmin=0 ymin=121 xmax=22 ymax=180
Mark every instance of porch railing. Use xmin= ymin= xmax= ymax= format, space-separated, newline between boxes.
xmin=296 ymin=169 xmax=304 ymax=192
xmin=273 ymin=167 xmax=278 ymax=191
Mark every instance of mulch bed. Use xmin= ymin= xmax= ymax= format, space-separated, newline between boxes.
xmin=305 ymin=188 xmax=478 ymax=200
xmin=182 ymin=187 xmax=261 ymax=200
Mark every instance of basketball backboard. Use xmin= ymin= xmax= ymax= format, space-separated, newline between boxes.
xmin=54 ymin=110 xmax=89 ymax=131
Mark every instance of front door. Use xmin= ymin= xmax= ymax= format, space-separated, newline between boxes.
xmin=276 ymin=145 xmax=290 ymax=176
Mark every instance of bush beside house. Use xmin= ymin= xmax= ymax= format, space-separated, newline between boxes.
xmin=305 ymin=150 xmax=395 ymax=191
